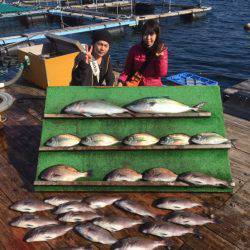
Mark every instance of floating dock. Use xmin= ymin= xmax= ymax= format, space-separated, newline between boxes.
xmin=0 ymin=18 xmax=137 ymax=45
xmin=0 ymin=4 xmax=212 ymax=45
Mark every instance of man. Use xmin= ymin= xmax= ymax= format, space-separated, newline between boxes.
xmin=72 ymin=30 xmax=115 ymax=86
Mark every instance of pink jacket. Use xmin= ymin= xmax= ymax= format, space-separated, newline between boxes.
xmin=119 ymin=43 xmax=168 ymax=86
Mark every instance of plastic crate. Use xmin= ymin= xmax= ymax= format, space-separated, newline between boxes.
xmin=166 ymin=72 xmax=218 ymax=86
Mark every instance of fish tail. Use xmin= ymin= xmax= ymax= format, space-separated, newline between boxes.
xmin=201 ymin=201 xmax=210 ymax=208
xmin=127 ymin=110 xmax=136 ymax=117
xmin=192 ymin=102 xmax=206 ymax=112
xmin=60 ymin=107 xmax=67 ymax=114
xmin=193 ymin=227 xmax=202 ymax=239
xmin=83 ymin=170 xmax=93 ymax=178
xmin=155 ymin=214 xmax=165 ymax=221
xmin=230 ymin=181 xmax=235 ymax=187
xmin=213 ymin=216 xmax=223 ymax=224
xmin=161 ymin=239 xmax=172 ymax=249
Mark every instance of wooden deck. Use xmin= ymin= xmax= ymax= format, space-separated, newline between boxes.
xmin=0 ymin=82 xmax=249 ymax=250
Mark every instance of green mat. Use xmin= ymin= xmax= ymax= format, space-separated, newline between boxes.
xmin=34 ymin=86 xmax=232 ymax=192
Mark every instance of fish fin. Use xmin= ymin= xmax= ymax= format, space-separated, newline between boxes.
xmin=107 ymin=113 xmax=117 ymax=117
xmin=192 ymin=102 xmax=206 ymax=112
xmin=193 ymin=227 xmax=202 ymax=239
xmin=82 ymin=113 xmax=93 ymax=117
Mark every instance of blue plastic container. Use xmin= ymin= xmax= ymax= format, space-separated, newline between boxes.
xmin=166 ymin=72 xmax=218 ymax=86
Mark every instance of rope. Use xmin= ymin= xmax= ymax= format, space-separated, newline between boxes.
xmin=0 ymin=92 xmax=14 ymax=114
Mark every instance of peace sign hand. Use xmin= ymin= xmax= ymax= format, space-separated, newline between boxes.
xmin=85 ymin=45 xmax=93 ymax=64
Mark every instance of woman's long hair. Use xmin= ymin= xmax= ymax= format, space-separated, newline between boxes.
xmin=141 ymin=20 xmax=163 ymax=58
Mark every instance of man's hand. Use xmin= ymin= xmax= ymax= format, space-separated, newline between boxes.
xmin=85 ymin=45 xmax=93 ymax=64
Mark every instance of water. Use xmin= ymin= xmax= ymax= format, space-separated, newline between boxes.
xmin=0 ymin=0 xmax=249 ymax=83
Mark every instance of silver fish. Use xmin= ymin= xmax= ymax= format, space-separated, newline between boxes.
xmin=125 ymin=97 xmax=206 ymax=114
xmin=159 ymin=134 xmax=190 ymax=145
xmin=115 ymin=199 xmax=155 ymax=218
xmin=10 ymin=214 xmax=59 ymax=228
xmin=44 ymin=196 xmax=82 ymax=206
xmin=81 ymin=134 xmax=120 ymax=146
xmin=111 ymin=237 xmax=169 ymax=250
xmin=92 ymin=215 xmax=143 ymax=232
xmin=123 ymin=133 xmax=159 ymax=146
xmin=178 ymin=172 xmax=234 ymax=188
xmin=105 ymin=168 xmax=142 ymax=182
xmin=164 ymin=211 xmax=216 ymax=226
xmin=142 ymin=168 xmax=177 ymax=182
xmin=10 ymin=199 xmax=54 ymax=212
xmin=61 ymin=100 xmax=130 ymax=117
xmin=45 ymin=134 xmax=81 ymax=147
xmin=190 ymin=132 xmax=229 ymax=145
xmin=84 ymin=196 xmax=121 ymax=209
xmin=58 ymin=211 xmax=102 ymax=223
xmin=40 ymin=165 xmax=92 ymax=182
xmin=54 ymin=201 xmax=95 ymax=215
xmin=140 ymin=221 xmax=200 ymax=238
xmin=75 ymin=222 xmax=117 ymax=245
xmin=24 ymin=224 xmax=72 ymax=242
xmin=153 ymin=197 xmax=203 ymax=210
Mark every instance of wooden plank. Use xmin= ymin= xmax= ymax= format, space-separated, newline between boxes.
xmin=39 ymin=143 xmax=232 ymax=151
xmin=44 ymin=111 xmax=211 ymax=119
xmin=230 ymin=160 xmax=250 ymax=183
xmin=205 ymin=181 xmax=250 ymax=249
xmin=224 ymin=114 xmax=250 ymax=129
xmin=181 ymin=226 xmax=239 ymax=250
xmin=229 ymin=149 xmax=250 ymax=167
xmin=34 ymin=180 xmax=190 ymax=187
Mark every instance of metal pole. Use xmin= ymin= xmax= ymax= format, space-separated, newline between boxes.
xmin=130 ymin=0 xmax=133 ymax=17
xmin=168 ymin=0 xmax=171 ymax=12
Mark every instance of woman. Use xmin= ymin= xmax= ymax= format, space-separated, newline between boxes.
xmin=118 ymin=20 xmax=168 ymax=86
xmin=72 ymin=30 xmax=115 ymax=86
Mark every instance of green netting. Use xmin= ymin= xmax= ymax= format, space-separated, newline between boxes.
xmin=0 ymin=3 xmax=35 ymax=14
xmin=34 ymin=86 xmax=232 ymax=192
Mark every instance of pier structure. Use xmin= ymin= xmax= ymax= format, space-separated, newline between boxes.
xmin=0 ymin=1 xmax=212 ymax=45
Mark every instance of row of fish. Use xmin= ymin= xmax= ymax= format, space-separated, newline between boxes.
xmin=106 ymin=168 xmax=234 ymax=188
xmin=39 ymin=164 xmax=234 ymax=188
xmin=10 ymin=195 xmax=218 ymax=248
xmin=45 ymin=132 xmax=229 ymax=147
xmin=60 ymin=97 xmax=207 ymax=117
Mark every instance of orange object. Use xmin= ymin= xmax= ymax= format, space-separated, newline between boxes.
xmin=126 ymin=71 xmax=143 ymax=87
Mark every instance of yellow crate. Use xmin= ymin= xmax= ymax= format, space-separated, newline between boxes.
xmin=18 ymin=44 xmax=80 ymax=89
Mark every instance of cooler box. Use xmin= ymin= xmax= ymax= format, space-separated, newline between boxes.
xmin=18 ymin=34 xmax=87 ymax=89
xmin=166 ymin=72 xmax=218 ymax=86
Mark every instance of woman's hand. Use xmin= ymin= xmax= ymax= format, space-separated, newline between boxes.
xmin=85 ymin=45 xmax=93 ymax=64
xmin=155 ymin=42 xmax=165 ymax=57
